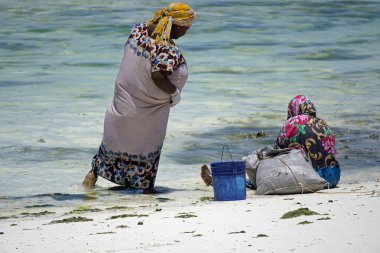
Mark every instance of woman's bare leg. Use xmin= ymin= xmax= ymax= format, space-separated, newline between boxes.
xmin=201 ymin=164 xmax=213 ymax=186
xmin=82 ymin=170 xmax=97 ymax=189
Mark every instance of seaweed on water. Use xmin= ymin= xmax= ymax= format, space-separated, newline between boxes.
xmin=0 ymin=216 xmax=13 ymax=220
xmin=280 ymin=208 xmax=320 ymax=219
xmin=66 ymin=206 xmax=102 ymax=214
xmin=107 ymin=213 xmax=149 ymax=220
xmin=20 ymin=211 xmax=56 ymax=217
xmin=105 ymin=206 xmax=132 ymax=211
xmin=25 ymin=204 xmax=55 ymax=208
xmin=137 ymin=221 xmax=143 ymax=225
xmin=47 ymin=216 xmax=93 ymax=224
xmin=84 ymin=193 xmax=98 ymax=201
xmin=193 ymin=234 xmax=203 ymax=237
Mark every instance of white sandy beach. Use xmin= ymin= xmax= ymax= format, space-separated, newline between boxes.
xmin=1 ymin=180 xmax=379 ymax=253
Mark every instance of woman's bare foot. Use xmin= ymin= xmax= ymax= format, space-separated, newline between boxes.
xmin=82 ymin=170 xmax=97 ymax=189
xmin=201 ymin=164 xmax=213 ymax=186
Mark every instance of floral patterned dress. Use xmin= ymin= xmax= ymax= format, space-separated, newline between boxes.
xmin=275 ymin=95 xmax=341 ymax=187
xmin=91 ymin=23 xmax=188 ymax=190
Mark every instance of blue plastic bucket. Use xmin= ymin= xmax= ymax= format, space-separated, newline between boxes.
xmin=316 ymin=165 xmax=341 ymax=188
xmin=210 ymin=161 xmax=246 ymax=201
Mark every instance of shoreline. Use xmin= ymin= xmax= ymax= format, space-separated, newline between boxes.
xmin=1 ymin=181 xmax=379 ymax=253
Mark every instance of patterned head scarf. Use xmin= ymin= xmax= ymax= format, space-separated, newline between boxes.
xmin=147 ymin=2 xmax=196 ymax=46
xmin=287 ymin=95 xmax=317 ymax=119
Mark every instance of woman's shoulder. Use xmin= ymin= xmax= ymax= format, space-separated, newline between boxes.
xmin=126 ymin=22 xmax=157 ymax=56
xmin=128 ymin=23 xmax=148 ymax=42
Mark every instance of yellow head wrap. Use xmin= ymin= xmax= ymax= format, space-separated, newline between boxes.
xmin=147 ymin=2 xmax=196 ymax=46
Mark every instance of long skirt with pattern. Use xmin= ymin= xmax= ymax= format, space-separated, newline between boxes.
xmin=92 ymin=143 xmax=161 ymax=189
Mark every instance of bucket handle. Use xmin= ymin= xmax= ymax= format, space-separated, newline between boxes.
xmin=220 ymin=145 xmax=238 ymax=174
xmin=221 ymin=145 xmax=234 ymax=162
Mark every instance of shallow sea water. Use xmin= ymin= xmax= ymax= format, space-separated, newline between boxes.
xmin=0 ymin=0 xmax=379 ymax=213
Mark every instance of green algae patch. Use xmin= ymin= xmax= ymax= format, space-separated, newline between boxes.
xmin=175 ymin=212 xmax=197 ymax=219
xmin=256 ymin=234 xmax=268 ymax=238
xmin=200 ymin=196 xmax=214 ymax=201
xmin=66 ymin=206 xmax=102 ymax=214
xmin=48 ymin=216 xmax=93 ymax=224
xmin=107 ymin=213 xmax=149 ymax=220
xmin=193 ymin=234 xmax=203 ymax=237
xmin=105 ymin=206 xmax=133 ymax=211
xmin=317 ymin=217 xmax=331 ymax=221
xmin=20 ymin=211 xmax=56 ymax=217
xmin=298 ymin=220 xmax=313 ymax=225
xmin=281 ymin=208 xmax=320 ymax=219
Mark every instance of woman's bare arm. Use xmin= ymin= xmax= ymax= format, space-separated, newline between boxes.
xmin=151 ymin=71 xmax=177 ymax=94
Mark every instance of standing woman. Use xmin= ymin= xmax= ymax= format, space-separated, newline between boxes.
xmin=275 ymin=95 xmax=341 ymax=188
xmin=82 ymin=3 xmax=196 ymax=193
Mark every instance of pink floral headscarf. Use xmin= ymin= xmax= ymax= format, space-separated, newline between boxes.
xmin=287 ymin=95 xmax=317 ymax=119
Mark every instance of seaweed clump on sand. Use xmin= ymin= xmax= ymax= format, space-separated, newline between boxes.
xmin=200 ymin=196 xmax=214 ymax=201
xmin=280 ymin=208 xmax=320 ymax=219
xmin=47 ymin=216 xmax=93 ymax=224
xmin=116 ymin=225 xmax=129 ymax=229
xmin=228 ymin=230 xmax=246 ymax=234
xmin=298 ymin=220 xmax=313 ymax=225
xmin=105 ymin=206 xmax=133 ymax=211
xmin=175 ymin=212 xmax=197 ymax=218
xmin=107 ymin=213 xmax=149 ymax=220
xmin=317 ymin=217 xmax=331 ymax=221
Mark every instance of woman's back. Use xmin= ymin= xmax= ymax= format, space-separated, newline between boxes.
xmin=275 ymin=95 xmax=341 ymax=188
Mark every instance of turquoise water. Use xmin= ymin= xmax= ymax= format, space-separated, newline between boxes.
xmin=0 ymin=0 xmax=379 ymax=212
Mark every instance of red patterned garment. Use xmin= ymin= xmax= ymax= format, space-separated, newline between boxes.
xmin=276 ymin=95 xmax=339 ymax=170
